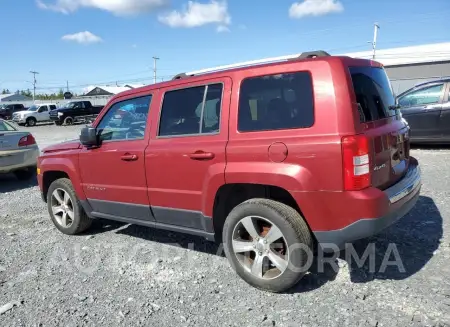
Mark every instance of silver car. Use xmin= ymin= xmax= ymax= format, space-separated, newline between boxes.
xmin=0 ymin=119 xmax=39 ymax=180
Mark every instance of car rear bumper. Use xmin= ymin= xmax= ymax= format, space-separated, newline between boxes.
xmin=0 ymin=146 xmax=40 ymax=173
xmin=313 ymin=160 xmax=422 ymax=250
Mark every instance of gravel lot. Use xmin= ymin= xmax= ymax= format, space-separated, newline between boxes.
xmin=1 ymin=124 xmax=450 ymax=327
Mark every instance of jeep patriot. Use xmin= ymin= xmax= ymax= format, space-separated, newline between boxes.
xmin=37 ymin=50 xmax=422 ymax=292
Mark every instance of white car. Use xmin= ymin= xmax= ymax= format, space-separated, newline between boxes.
xmin=12 ymin=103 xmax=57 ymax=127
xmin=0 ymin=119 xmax=39 ymax=179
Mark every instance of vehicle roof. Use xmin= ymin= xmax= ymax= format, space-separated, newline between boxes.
xmin=414 ymin=77 xmax=450 ymax=88
xmin=111 ymin=55 xmax=380 ymax=102
xmin=397 ymin=77 xmax=450 ymax=97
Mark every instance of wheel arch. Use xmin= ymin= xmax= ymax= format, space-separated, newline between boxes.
xmin=40 ymin=158 xmax=85 ymax=202
xmin=211 ymin=183 xmax=314 ymax=243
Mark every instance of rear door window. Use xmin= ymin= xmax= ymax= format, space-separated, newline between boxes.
xmin=349 ymin=66 xmax=397 ymax=123
xmin=238 ymin=72 xmax=314 ymax=132
xmin=158 ymin=83 xmax=223 ymax=137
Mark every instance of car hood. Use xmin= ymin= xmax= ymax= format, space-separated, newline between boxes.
xmin=14 ymin=110 xmax=32 ymax=115
xmin=41 ymin=139 xmax=81 ymax=153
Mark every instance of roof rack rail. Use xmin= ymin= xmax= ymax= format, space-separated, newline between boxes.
xmin=288 ymin=50 xmax=331 ymax=60
xmin=172 ymin=73 xmax=194 ymax=80
xmin=172 ymin=50 xmax=331 ymax=80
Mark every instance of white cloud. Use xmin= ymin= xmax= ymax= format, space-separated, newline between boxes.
xmin=289 ymin=0 xmax=343 ymax=19
xmin=62 ymin=31 xmax=103 ymax=44
xmin=37 ymin=0 xmax=168 ymax=16
xmin=216 ymin=25 xmax=229 ymax=33
xmin=158 ymin=1 xmax=231 ymax=29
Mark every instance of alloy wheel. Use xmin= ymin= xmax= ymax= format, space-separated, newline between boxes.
xmin=51 ymin=188 xmax=75 ymax=228
xmin=231 ymin=216 xmax=289 ymax=280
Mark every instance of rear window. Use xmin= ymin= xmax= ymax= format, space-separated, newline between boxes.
xmin=349 ymin=66 xmax=397 ymax=123
xmin=238 ymin=71 xmax=314 ymax=132
xmin=0 ymin=120 xmax=16 ymax=131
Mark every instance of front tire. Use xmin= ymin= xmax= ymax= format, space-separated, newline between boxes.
xmin=223 ymin=198 xmax=313 ymax=293
xmin=47 ymin=178 xmax=92 ymax=235
xmin=64 ymin=117 xmax=74 ymax=125
xmin=26 ymin=117 xmax=37 ymax=127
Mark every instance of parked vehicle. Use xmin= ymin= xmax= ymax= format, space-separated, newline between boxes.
xmin=49 ymin=101 xmax=104 ymax=126
xmin=0 ymin=119 xmax=39 ymax=179
xmin=0 ymin=103 xmax=26 ymax=120
xmin=37 ymin=50 xmax=421 ymax=292
xmin=12 ymin=104 xmax=57 ymax=127
xmin=397 ymin=77 xmax=450 ymax=143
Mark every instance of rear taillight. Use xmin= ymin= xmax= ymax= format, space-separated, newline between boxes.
xmin=18 ymin=134 xmax=36 ymax=147
xmin=342 ymin=134 xmax=371 ymax=191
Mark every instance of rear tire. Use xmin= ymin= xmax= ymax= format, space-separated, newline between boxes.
xmin=14 ymin=167 xmax=36 ymax=181
xmin=26 ymin=117 xmax=37 ymax=127
xmin=47 ymin=178 xmax=92 ymax=235
xmin=223 ymin=198 xmax=313 ymax=293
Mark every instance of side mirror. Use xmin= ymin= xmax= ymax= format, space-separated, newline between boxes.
xmin=80 ymin=127 xmax=99 ymax=147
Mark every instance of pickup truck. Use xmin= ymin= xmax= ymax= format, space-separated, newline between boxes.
xmin=12 ymin=103 xmax=57 ymax=126
xmin=0 ymin=103 xmax=26 ymax=120
xmin=49 ymin=101 xmax=104 ymax=125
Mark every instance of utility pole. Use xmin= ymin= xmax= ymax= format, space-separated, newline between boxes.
xmin=66 ymin=80 xmax=69 ymax=92
xmin=152 ymin=56 xmax=160 ymax=84
xmin=30 ymin=71 xmax=39 ymax=101
xmin=371 ymin=23 xmax=380 ymax=59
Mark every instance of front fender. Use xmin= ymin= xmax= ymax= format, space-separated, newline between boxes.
xmin=40 ymin=154 xmax=85 ymax=200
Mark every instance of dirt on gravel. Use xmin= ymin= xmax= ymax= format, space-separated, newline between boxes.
xmin=1 ymin=124 xmax=450 ymax=327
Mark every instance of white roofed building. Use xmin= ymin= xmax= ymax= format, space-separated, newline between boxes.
xmin=82 ymin=84 xmax=143 ymax=97
xmin=342 ymin=42 xmax=450 ymax=94
xmin=183 ymin=42 xmax=450 ymax=95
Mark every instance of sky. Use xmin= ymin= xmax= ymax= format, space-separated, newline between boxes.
xmin=0 ymin=0 xmax=448 ymax=94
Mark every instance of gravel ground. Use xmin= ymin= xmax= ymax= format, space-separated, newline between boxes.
xmin=1 ymin=124 xmax=450 ymax=327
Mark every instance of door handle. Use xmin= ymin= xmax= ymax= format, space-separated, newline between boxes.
xmin=121 ymin=154 xmax=138 ymax=161
xmin=189 ymin=151 xmax=215 ymax=160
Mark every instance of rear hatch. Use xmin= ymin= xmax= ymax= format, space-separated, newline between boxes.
xmin=348 ymin=65 xmax=410 ymax=190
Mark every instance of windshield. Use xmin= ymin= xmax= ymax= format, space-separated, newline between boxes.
xmin=349 ymin=66 xmax=398 ymax=123
xmin=27 ymin=105 xmax=39 ymax=111
xmin=66 ymin=102 xmax=78 ymax=108
xmin=0 ymin=105 xmax=6 ymax=110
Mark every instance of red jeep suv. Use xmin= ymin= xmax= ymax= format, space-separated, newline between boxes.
xmin=37 ymin=51 xmax=421 ymax=292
